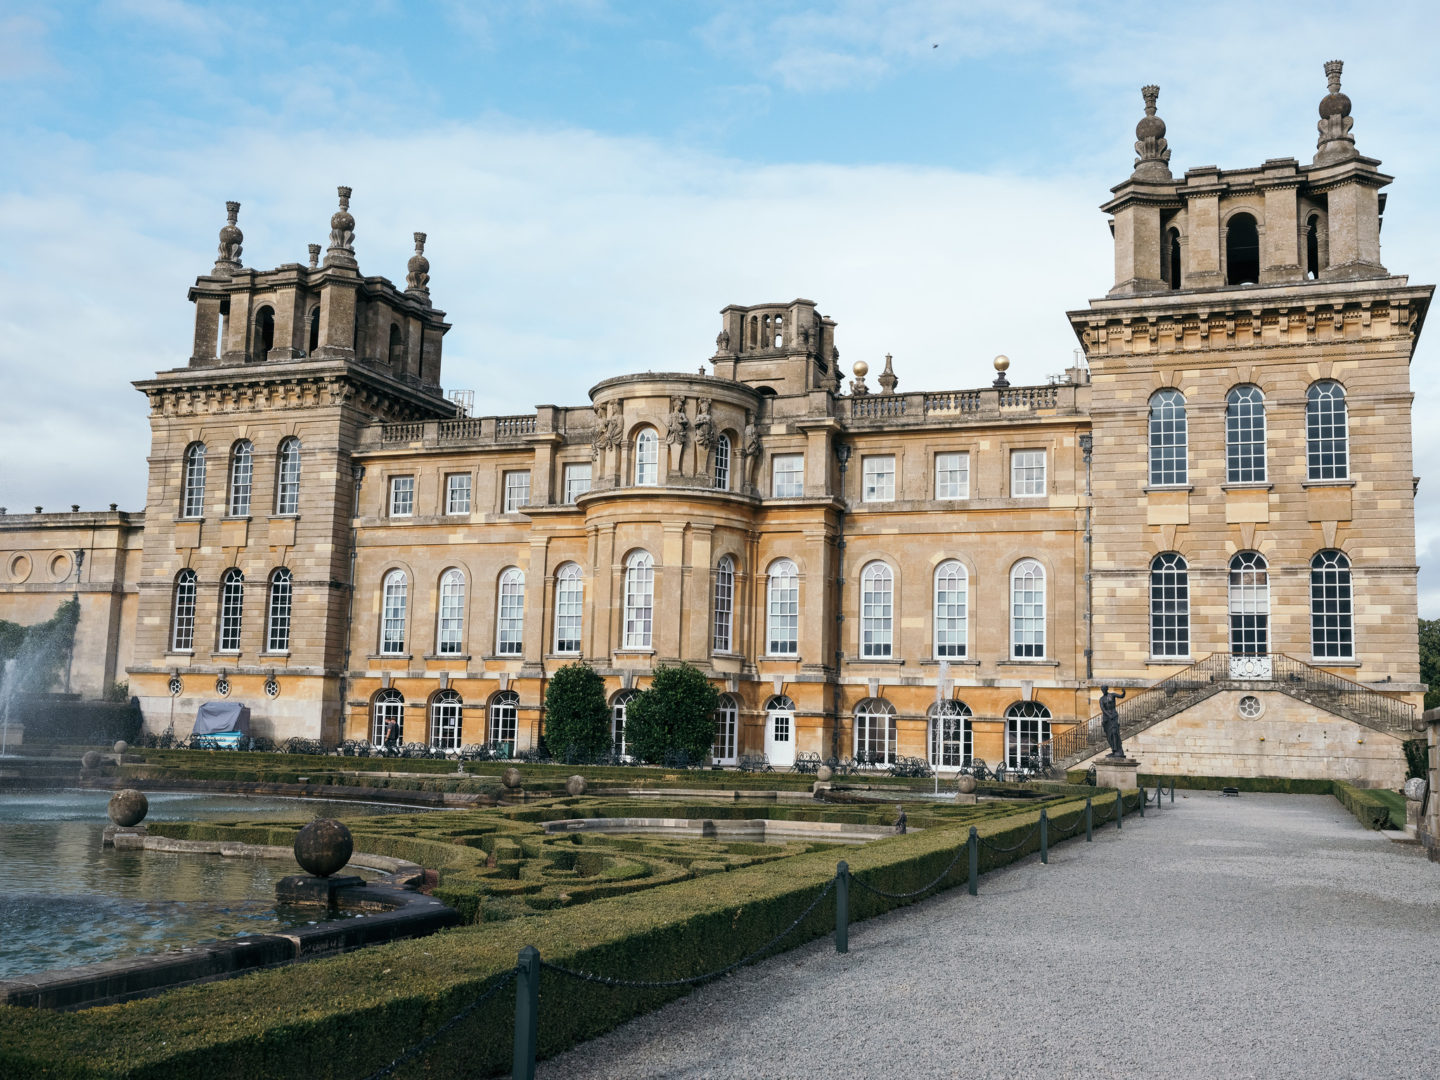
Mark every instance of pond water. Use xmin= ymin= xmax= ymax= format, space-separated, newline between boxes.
xmin=0 ymin=790 xmax=428 ymax=980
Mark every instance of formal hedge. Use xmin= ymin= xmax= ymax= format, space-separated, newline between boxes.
xmin=0 ymin=795 xmax=1098 ymax=1079
xmin=15 ymin=699 xmax=143 ymax=745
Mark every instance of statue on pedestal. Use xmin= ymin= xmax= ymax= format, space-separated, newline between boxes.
xmin=1099 ymin=685 xmax=1127 ymax=758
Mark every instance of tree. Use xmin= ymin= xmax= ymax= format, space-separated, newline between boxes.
xmin=1419 ymin=618 xmax=1440 ymax=711
xmin=625 ymin=663 xmax=719 ymax=764
xmin=542 ymin=662 xmax=611 ymax=760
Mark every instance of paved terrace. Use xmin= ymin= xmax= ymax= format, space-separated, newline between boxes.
xmin=540 ymin=794 xmax=1438 ymax=1080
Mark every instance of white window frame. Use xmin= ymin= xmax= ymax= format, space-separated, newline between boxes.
xmin=623 ymin=551 xmax=655 ymax=649
xmin=1228 ymin=551 xmax=1270 ymax=655
xmin=714 ymin=433 xmax=731 ymax=490
xmin=771 ymin=454 xmax=804 ymax=498
xmin=371 ymin=688 xmax=403 ymax=746
xmin=1310 ymin=549 xmax=1354 ymax=660
xmin=489 ymin=691 xmax=519 ymax=749
xmin=228 ymin=441 xmax=253 ymax=517
xmin=634 ymin=428 xmax=659 ymax=486
xmin=934 ymin=560 xmax=968 ymax=659
xmin=437 ymin=568 xmax=466 ymax=654
xmin=429 ymin=689 xmax=463 ymax=751
xmin=563 ymin=463 xmax=591 ymax=504
xmin=611 ymin=690 xmax=636 ymax=757
xmin=713 ymin=556 xmax=735 ymax=653
xmin=171 ymin=569 xmax=197 ymax=651
xmin=389 ymin=476 xmax=415 ymax=517
xmin=1010 ymin=559 xmax=1045 ymax=659
xmin=1010 ymin=449 xmax=1046 ymax=497
xmin=1148 ymin=390 xmax=1188 ymax=487
xmin=1306 ymin=382 xmax=1349 ymax=482
xmin=929 ymin=700 xmax=973 ymax=769
xmin=503 ymin=471 xmax=530 ymax=513
xmin=1149 ymin=553 xmax=1190 ymax=659
xmin=860 ymin=561 xmax=894 ymax=658
xmin=445 ymin=473 xmax=472 ymax=516
xmin=496 ymin=568 xmax=525 ymax=655
xmin=275 ymin=438 xmax=301 ymax=516
xmin=1226 ymin=385 xmax=1267 ymax=484
xmin=1005 ymin=702 xmax=1052 ymax=769
xmin=554 ymin=563 xmax=583 ymax=654
xmin=218 ymin=568 xmax=244 ymax=652
xmin=711 ymin=694 xmax=738 ymax=765
xmin=381 ymin=569 xmax=408 ymax=654
xmin=935 ymin=452 xmax=969 ymax=500
xmin=853 ymin=698 xmax=897 ymax=765
xmin=265 ymin=568 xmax=292 ymax=653
xmin=182 ymin=443 xmax=207 ymax=519
xmin=766 ymin=558 xmax=799 ymax=656
xmin=862 ymin=455 xmax=896 ymax=502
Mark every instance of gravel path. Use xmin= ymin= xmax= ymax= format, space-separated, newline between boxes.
xmin=538 ymin=793 xmax=1440 ymax=1080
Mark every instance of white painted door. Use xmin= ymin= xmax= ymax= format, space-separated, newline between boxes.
xmin=765 ymin=709 xmax=795 ymax=768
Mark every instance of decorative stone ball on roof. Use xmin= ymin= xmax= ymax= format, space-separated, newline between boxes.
xmin=108 ymin=788 xmax=148 ymax=827
xmin=214 ymin=201 xmax=243 ymax=275
xmin=326 ymin=186 xmax=357 ymax=265
xmin=1132 ymin=85 xmax=1172 ymax=181
xmin=294 ymin=818 xmax=354 ymax=878
xmin=1315 ymin=60 xmax=1358 ymax=164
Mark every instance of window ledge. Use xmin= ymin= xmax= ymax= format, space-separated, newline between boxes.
xmin=368 ymin=653 xmax=413 ymax=661
xmin=612 ymin=649 xmax=655 ymax=659
xmin=763 ymin=654 xmax=801 ymax=661
xmin=1143 ymin=485 xmax=1193 ymax=494
xmin=174 ymin=516 xmax=205 ymax=524
xmin=1146 ymin=657 xmax=1194 ymax=665
xmin=1302 ymin=479 xmax=1355 ymax=489
xmin=165 ymin=650 xmax=195 ymax=658
xmin=1221 ymin=483 xmax=1273 ymax=492
xmin=710 ymin=650 xmax=743 ymax=660
xmin=546 ymin=652 xmax=583 ymax=660
xmin=919 ymin=658 xmax=979 ymax=667
xmin=848 ymin=656 xmax=906 ymax=665
xmin=997 ymin=659 xmax=1060 ymax=667
xmin=484 ymin=653 xmax=526 ymax=662
xmin=423 ymin=653 xmax=471 ymax=661
xmin=211 ymin=651 xmax=241 ymax=659
xmin=259 ymin=650 xmax=291 ymax=658
xmin=222 ymin=515 xmax=253 ymax=523
xmin=1311 ymin=658 xmax=1359 ymax=667
xmin=269 ymin=514 xmax=299 ymax=521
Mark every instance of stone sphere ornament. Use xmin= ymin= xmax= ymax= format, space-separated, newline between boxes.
xmin=815 ymin=765 xmax=834 ymax=783
xmin=956 ymin=774 xmax=978 ymax=795
xmin=566 ymin=774 xmax=587 ymax=797
xmin=82 ymin=750 xmax=101 ymax=770
xmin=293 ymin=818 xmax=354 ymax=878
xmin=1404 ymin=777 xmax=1428 ymax=802
xmin=108 ymin=788 xmax=149 ymax=827
xmin=113 ymin=740 xmax=128 ymax=755
xmin=502 ymin=767 xmax=523 ymax=790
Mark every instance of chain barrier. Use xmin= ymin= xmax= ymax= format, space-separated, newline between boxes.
xmin=539 ymin=877 xmax=836 ymax=991
xmin=360 ymin=968 xmax=518 ymax=1080
xmin=976 ymin=818 xmax=1043 ymax=855
xmin=1048 ymin=806 xmax=1088 ymax=837
xmin=849 ymin=838 xmax=970 ymax=900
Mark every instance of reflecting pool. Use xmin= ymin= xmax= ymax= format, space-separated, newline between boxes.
xmin=0 ymin=790 xmax=427 ymax=979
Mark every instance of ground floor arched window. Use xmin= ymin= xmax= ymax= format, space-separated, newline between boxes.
xmin=430 ymin=689 xmax=463 ymax=751
xmin=489 ymin=690 xmax=519 ymax=752
xmin=1004 ymin=701 xmax=1052 ymax=769
xmin=854 ymin=698 xmax=897 ymax=765
xmin=712 ymin=694 xmax=738 ymax=765
xmin=371 ymin=687 xmax=404 ymax=746
xmin=611 ymin=690 xmax=637 ymax=758
xmin=929 ymin=700 xmax=972 ymax=769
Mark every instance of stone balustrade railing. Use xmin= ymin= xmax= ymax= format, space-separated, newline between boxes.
xmin=849 ymin=383 xmax=1071 ymax=423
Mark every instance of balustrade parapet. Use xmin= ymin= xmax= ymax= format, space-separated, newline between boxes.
xmin=847 ymin=382 xmax=1075 ymax=424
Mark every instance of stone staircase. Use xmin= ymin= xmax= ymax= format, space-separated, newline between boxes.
xmin=1045 ymin=653 xmax=1419 ymax=771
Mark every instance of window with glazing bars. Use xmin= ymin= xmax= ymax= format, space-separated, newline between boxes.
xmin=1226 ymin=386 xmax=1267 ymax=484
xmin=489 ymin=691 xmax=518 ymax=746
xmin=634 ymin=430 xmax=659 ymax=486
xmin=1228 ymin=551 xmax=1269 ymax=654
xmin=228 ymin=441 xmax=253 ymax=517
xmin=934 ymin=560 xmax=967 ymax=658
xmin=1148 ymin=390 xmax=1188 ymax=486
xmin=218 ymin=568 xmax=244 ymax=651
xmin=623 ymin=553 xmax=654 ymax=649
xmin=563 ymin=463 xmax=591 ymax=503
xmin=275 ymin=438 xmax=301 ymax=515
xmin=1011 ymin=449 xmax=1046 ymax=496
xmin=767 ymin=559 xmax=799 ymax=655
xmin=714 ymin=434 xmax=731 ymax=490
xmin=712 ymin=556 xmax=734 ymax=652
xmin=860 ymin=562 xmax=893 ymax=657
xmin=496 ymin=569 xmax=524 ymax=655
xmin=554 ymin=564 xmax=583 ymax=653
xmin=430 ymin=689 xmax=462 ymax=750
xmin=862 ymin=456 xmax=895 ymax=502
xmin=389 ymin=476 xmax=414 ymax=516
xmin=1005 ymin=702 xmax=1051 ymax=768
xmin=771 ymin=455 xmax=804 ymax=498
xmin=381 ymin=570 xmax=408 ymax=654
xmin=503 ymin=471 xmax=530 ymax=512
xmin=1010 ymin=560 xmax=1045 ymax=658
xmin=935 ymin=452 xmax=968 ymax=499
xmin=171 ymin=569 xmax=197 ymax=651
xmin=445 ymin=474 xmax=471 ymax=515
xmin=853 ymin=700 xmax=897 ymax=764
xmin=1306 ymin=382 xmax=1349 ymax=481
xmin=929 ymin=701 xmax=972 ymax=768
xmin=711 ymin=695 xmax=738 ymax=763
xmin=1149 ymin=553 xmax=1189 ymax=657
xmin=182 ymin=444 xmax=207 ymax=518
xmin=437 ymin=569 xmax=465 ymax=654
xmin=1310 ymin=550 xmax=1353 ymax=658
xmin=266 ymin=568 xmax=292 ymax=652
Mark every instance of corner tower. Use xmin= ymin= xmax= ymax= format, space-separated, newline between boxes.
xmin=1070 ymin=63 xmax=1432 ymax=785
xmin=129 ymin=189 xmax=454 ymax=741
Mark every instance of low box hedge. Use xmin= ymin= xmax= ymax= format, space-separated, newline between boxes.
xmin=0 ymin=795 xmax=1099 ymax=1079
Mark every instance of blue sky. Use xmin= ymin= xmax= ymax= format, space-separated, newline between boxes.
xmin=5 ymin=0 xmax=1440 ymax=609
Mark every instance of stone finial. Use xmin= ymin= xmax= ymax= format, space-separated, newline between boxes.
xmin=1131 ymin=85 xmax=1172 ymax=181
xmin=213 ymin=200 xmax=243 ymax=276
xmin=849 ymin=359 xmax=870 ymax=396
xmin=877 ymin=353 xmax=898 ymax=395
xmin=325 ymin=185 xmax=357 ymax=268
xmin=715 ymin=327 xmax=731 ymax=353
xmin=405 ymin=232 xmax=430 ymax=296
xmin=1315 ymin=59 xmax=1357 ymax=165
xmin=307 ymin=243 xmax=321 ymax=269
xmin=992 ymin=354 xmax=1011 ymax=388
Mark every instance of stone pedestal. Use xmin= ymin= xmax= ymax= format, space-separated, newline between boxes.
xmin=102 ymin=825 xmax=148 ymax=849
xmin=1093 ymin=757 xmax=1140 ymax=791
xmin=276 ymin=874 xmax=365 ymax=906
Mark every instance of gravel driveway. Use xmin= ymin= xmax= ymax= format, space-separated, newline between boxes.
xmin=538 ymin=793 xmax=1439 ymax=1080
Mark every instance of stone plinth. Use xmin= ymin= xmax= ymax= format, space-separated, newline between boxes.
xmin=102 ymin=824 xmax=148 ymax=848
xmin=1093 ymin=757 xmax=1140 ymax=790
xmin=276 ymin=874 xmax=365 ymax=906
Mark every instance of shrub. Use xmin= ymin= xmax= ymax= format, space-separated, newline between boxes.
xmin=1403 ymin=738 xmax=1429 ymax=781
xmin=625 ymin=663 xmax=718 ymax=764
xmin=543 ymin=662 xmax=612 ymax=760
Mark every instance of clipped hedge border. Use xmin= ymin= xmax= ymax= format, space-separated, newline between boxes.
xmin=0 ymin=795 xmax=1109 ymax=1079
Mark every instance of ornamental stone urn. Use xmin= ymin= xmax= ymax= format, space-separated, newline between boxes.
xmin=108 ymin=788 xmax=149 ymax=827
xmin=113 ymin=740 xmax=129 ymax=755
xmin=293 ymin=818 xmax=354 ymax=878
xmin=566 ymin=774 xmax=587 ymax=797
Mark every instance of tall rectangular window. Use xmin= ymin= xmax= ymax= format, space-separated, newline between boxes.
xmin=1010 ymin=450 xmax=1046 ymax=497
xmin=862 ymin=456 xmax=896 ymax=502
xmin=496 ymin=569 xmax=525 ymax=655
xmin=275 ymin=438 xmax=301 ymax=515
xmin=563 ymin=463 xmax=591 ymax=503
xmin=389 ymin=476 xmax=414 ymax=517
xmin=266 ymin=569 xmax=292 ymax=653
xmin=772 ymin=454 xmax=804 ymax=498
xmin=445 ymin=474 xmax=472 ymax=515
xmin=437 ymin=569 xmax=465 ymax=654
xmin=503 ymin=471 xmax=530 ymax=512
xmin=713 ymin=557 xmax=734 ymax=652
xmin=218 ymin=569 xmax=244 ymax=652
xmin=935 ymin=452 xmax=969 ymax=500
xmin=554 ymin=565 xmax=583 ymax=653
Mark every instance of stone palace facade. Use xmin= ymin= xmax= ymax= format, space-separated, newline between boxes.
xmin=0 ymin=64 xmax=1429 ymax=784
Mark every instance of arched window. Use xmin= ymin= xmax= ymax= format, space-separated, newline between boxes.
xmin=634 ymin=428 xmax=659 ymax=486
xmin=381 ymin=569 xmax=408 ymax=654
xmin=1306 ymin=381 xmax=1348 ymax=481
xmin=171 ymin=569 xmax=197 ymax=651
xmin=749 ymin=315 xmax=759 ymax=348
xmin=712 ymin=694 xmax=738 ymax=765
xmin=854 ymin=698 xmax=897 ymax=765
xmin=1165 ymin=227 xmax=1182 ymax=290
xmin=266 ymin=568 xmax=292 ymax=652
xmin=554 ymin=563 xmax=583 ymax=654
xmin=860 ymin=562 xmax=894 ymax=658
xmin=275 ymin=437 xmax=302 ymax=515
xmin=228 ymin=440 xmax=253 ymax=517
xmin=934 ymin=560 xmax=968 ymax=659
xmin=1010 ymin=559 xmax=1045 ymax=659
xmin=767 ymin=558 xmax=799 ymax=656
xmin=1148 ymin=389 xmax=1187 ymax=486
xmin=714 ymin=433 xmax=731 ymax=490
xmin=1228 ymin=552 xmax=1269 ymax=655
xmin=623 ymin=551 xmax=654 ymax=649
xmin=1305 ymin=213 xmax=1323 ymax=279
xmin=218 ymin=568 xmax=244 ymax=651
xmin=1310 ymin=550 xmax=1354 ymax=659
xmin=1225 ymin=212 xmax=1260 ymax=285
xmin=388 ymin=323 xmax=404 ymax=367
xmin=1149 ymin=553 xmax=1189 ymax=658
xmin=308 ymin=306 xmax=321 ymax=353
xmin=429 ymin=688 xmax=462 ymax=751
xmin=496 ymin=568 xmax=524 ymax=656
xmin=929 ymin=700 xmax=972 ymax=769
xmin=611 ymin=690 xmax=636 ymax=757
xmin=1005 ymin=701 xmax=1052 ymax=769
xmin=437 ymin=568 xmax=465 ymax=654
xmin=1226 ymin=385 xmax=1267 ymax=484
xmin=181 ymin=443 xmax=207 ymax=519
xmin=489 ymin=690 xmax=519 ymax=750
xmin=255 ymin=306 xmax=275 ymax=359
xmin=371 ymin=687 xmax=403 ymax=746
xmin=713 ymin=556 xmax=734 ymax=653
